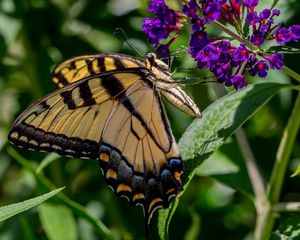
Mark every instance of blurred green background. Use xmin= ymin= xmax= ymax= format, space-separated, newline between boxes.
xmin=0 ymin=0 xmax=300 ymax=239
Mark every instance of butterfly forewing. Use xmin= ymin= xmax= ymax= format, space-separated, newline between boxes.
xmin=52 ymin=53 xmax=144 ymax=89
xmin=9 ymin=71 xmax=140 ymax=158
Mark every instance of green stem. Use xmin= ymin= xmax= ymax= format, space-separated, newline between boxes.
xmin=255 ymin=91 xmax=300 ymax=240
xmin=235 ymin=129 xmax=265 ymax=199
xmin=268 ymin=92 xmax=300 ymax=202
xmin=282 ymin=66 xmax=300 ymax=83
xmin=211 ymin=21 xmax=257 ymax=50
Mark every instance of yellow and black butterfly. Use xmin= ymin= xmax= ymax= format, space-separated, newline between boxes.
xmin=8 ymin=52 xmax=201 ymax=224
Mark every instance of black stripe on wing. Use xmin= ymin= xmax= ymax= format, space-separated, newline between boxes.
xmin=100 ymin=74 xmax=172 ymax=153
xmin=8 ymin=124 xmax=99 ymax=159
xmin=79 ymin=81 xmax=96 ymax=106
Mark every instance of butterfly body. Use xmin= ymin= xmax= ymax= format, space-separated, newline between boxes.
xmin=8 ymin=53 xmax=200 ymax=224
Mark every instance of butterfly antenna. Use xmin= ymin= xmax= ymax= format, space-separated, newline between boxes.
xmin=114 ymin=28 xmax=144 ymax=57
xmin=176 ymin=67 xmax=198 ymax=71
xmin=173 ymin=76 xmax=217 ymax=86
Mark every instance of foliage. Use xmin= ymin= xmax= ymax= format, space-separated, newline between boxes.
xmin=0 ymin=188 xmax=64 ymax=222
xmin=0 ymin=1 xmax=300 ymax=240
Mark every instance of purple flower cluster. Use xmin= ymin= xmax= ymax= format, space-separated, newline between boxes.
xmin=246 ymin=9 xmax=300 ymax=46
xmin=142 ymin=0 xmax=300 ymax=90
xmin=142 ymin=0 xmax=184 ymax=45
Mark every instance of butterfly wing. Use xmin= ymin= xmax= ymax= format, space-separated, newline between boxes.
xmin=52 ymin=53 xmax=144 ymax=89
xmin=99 ymin=79 xmax=183 ymax=223
xmin=9 ymin=69 xmax=183 ymax=223
xmin=8 ymin=70 xmax=141 ymax=158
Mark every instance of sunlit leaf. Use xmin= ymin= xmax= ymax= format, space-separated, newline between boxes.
xmin=195 ymin=149 xmax=239 ymax=176
xmin=0 ymin=187 xmax=64 ymax=222
xmin=158 ymin=199 xmax=179 ymax=240
xmin=158 ymin=82 xmax=290 ymax=239
xmin=271 ymin=216 xmax=300 ymax=239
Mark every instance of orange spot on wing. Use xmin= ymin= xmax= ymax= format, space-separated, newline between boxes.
xmin=166 ymin=188 xmax=176 ymax=196
xmin=133 ymin=193 xmax=145 ymax=202
xmin=106 ymin=169 xmax=117 ymax=179
xmin=100 ymin=152 xmax=109 ymax=162
xmin=174 ymin=171 xmax=181 ymax=181
xmin=116 ymin=184 xmax=132 ymax=193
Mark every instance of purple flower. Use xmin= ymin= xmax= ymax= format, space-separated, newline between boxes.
xmin=148 ymin=0 xmax=168 ymax=15
xmin=246 ymin=12 xmax=259 ymax=25
xmin=142 ymin=0 xmax=298 ymax=91
xmin=195 ymin=44 xmax=218 ymax=68
xmin=142 ymin=18 xmax=170 ymax=44
xmin=203 ymin=2 xmax=221 ymax=22
xmin=182 ymin=0 xmax=198 ymax=17
xmin=233 ymin=44 xmax=249 ymax=63
xmin=253 ymin=60 xmax=269 ymax=77
xmin=272 ymin=9 xmax=280 ymax=17
xmin=142 ymin=0 xmax=182 ymax=45
xmin=259 ymin=8 xmax=271 ymax=20
xmin=218 ymin=40 xmax=231 ymax=51
xmin=275 ymin=27 xmax=291 ymax=44
xmin=257 ymin=9 xmax=271 ymax=32
xmin=243 ymin=0 xmax=258 ymax=8
xmin=268 ymin=53 xmax=284 ymax=70
xmin=247 ymin=55 xmax=258 ymax=76
xmin=191 ymin=16 xmax=205 ymax=32
xmin=188 ymin=31 xmax=208 ymax=58
xmin=215 ymin=65 xmax=231 ymax=83
xmin=289 ymin=25 xmax=300 ymax=41
xmin=232 ymin=74 xmax=247 ymax=89
xmin=250 ymin=30 xmax=265 ymax=46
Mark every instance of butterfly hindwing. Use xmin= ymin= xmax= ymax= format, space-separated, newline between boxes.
xmin=99 ymin=79 xmax=182 ymax=223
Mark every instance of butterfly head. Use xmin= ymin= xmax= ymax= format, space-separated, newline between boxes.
xmin=145 ymin=53 xmax=173 ymax=84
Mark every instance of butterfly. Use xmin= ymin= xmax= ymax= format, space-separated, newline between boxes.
xmin=8 ymin=52 xmax=201 ymax=225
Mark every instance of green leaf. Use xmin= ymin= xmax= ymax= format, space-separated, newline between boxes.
xmin=0 ymin=187 xmax=64 ymax=222
xmin=36 ymin=153 xmax=60 ymax=174
xmin=195 ymin=149 xmax=239 ymax=176
xmin=267 ymin=46 xmax=300 ymax=54
xmin=179 ymin=83 xmax=289 ymax=165
xmin=158 ymin=199 xmax=179 ymax=240
xmin=290 ymin=158 xmax=300 ymax=177
xmin=271 ymin=0 xmax=280 ymax=9
xmin=271 ymin=216 xmax=300 ymax=239
xmin=158 ymin=82 xmax=290 ymax=239
xmin=197 ymin=141 xmax=253 ymax=195
xmin=39 ymin=203 xmax=78 ymax=240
